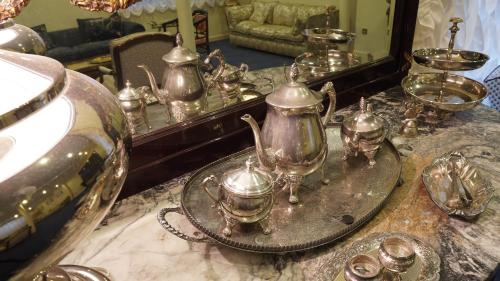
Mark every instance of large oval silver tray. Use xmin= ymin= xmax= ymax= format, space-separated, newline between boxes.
xmin=402 ymin=73 xmax=488 ymax=112
xmin=326 ymin=232 xmax=440 ymax=281
xmin=159 ymin=125 xmax=401 ymax=253
xmin=295 ymin=50 xmax=360 ymax=77
xmin=412 ymin=48 xmax=489 ymax=71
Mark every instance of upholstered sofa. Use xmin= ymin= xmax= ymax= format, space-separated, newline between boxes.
xmin=32 ymin=19 xmax=145 ymax=63
xmin=226 ymin=1 xmax=339 ymax=57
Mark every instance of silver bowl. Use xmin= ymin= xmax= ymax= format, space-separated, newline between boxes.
xmin=422 ymin=151 xmax=494 ymax=219
xmin=0 ymin=50 xmax=130 ymax=280
xmin=401 ymin=73 xmax=488 ymax=112
xmin=412 ymin=48 xmax=489 ymax=71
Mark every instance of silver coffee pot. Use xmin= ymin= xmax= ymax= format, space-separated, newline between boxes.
xmin=139 ymin=33 xmax=223 ymax=120
xmin=202 ymin=157 xmax=274 ymax=236
xmin=117 ymin=80 xmax=151 ymax=135
xmin=341 ymin=97 xmax=386 ymax=166
xmin=241 ymin=63 xmax=337 ymax=204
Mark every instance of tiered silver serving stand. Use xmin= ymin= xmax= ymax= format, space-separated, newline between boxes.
xmin=402 ymin=17 xmax=489 ymax=118
xmin=158 ymin=125 xmax=401 ymax=253
xmin=296 ymin=28 xmax=360 ymax=77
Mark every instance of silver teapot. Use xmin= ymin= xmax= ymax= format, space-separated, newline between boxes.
xmin=138 ymin=33 xmax=223 ymax=120
xmin=341 ymin=97 xmax=386 ymax=166
xmin=241 ymin=63 xmax=337 ymax=204
xmin=117 ymin=80 xmax=151 ymax=135
xmin=202 ymin=157 xmax=274 ymax=236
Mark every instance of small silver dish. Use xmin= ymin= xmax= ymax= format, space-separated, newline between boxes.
xmin=412 ymin=48 xmax=489 ymax=71
xmin=344 ymin=254 xmax=382 ymax=281
xmin=402 ymin=73 xmax=488 ymax=112
xmin=330 ymin=232 xmax=440 ymax=281
xmin=378 ymin=237 xmax=416 ymax=273
xmin=422 ymin=151 xmax=494 ymax=219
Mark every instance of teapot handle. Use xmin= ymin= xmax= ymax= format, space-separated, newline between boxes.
xmin=239 ymin=63 xmax=249 ymax=80
xmin=204 ymin=49 xmax=225 ymax=89
xmin=202 ymin=175 xmax=220 ymax=203
xmin=320 ymin=82 xmax=337 ymax=127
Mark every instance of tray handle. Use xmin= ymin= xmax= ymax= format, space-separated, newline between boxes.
xmin=157 ymin=207 xmax=212 ymax=243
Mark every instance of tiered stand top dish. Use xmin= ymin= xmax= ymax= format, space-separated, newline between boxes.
xmin=412 ymin=48 xmax=489 ymax=71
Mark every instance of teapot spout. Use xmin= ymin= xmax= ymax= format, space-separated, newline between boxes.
xmin=241 ymin=114 xmax=275 ymax=171
xmin=138 ymin=64 xmax=166 ymax=104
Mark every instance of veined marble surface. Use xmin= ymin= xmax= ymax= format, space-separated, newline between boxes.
xmin=62 ymin=87 xmax=500 ymax=281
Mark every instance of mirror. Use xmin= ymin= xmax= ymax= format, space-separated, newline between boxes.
xmin=12 ymin=0 xmax=396 ymax=137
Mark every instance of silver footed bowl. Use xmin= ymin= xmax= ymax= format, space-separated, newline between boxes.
xmin=422 ymin=151 xmax=494 ymax=219
xmin=401 ymin=73 xmax=488 ymax=112
xmin=412 ymin=48 xmax=489 ymax=71
xmin=0 ymin=50 xmax=131 ymax=280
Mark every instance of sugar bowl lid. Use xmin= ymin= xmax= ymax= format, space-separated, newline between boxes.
xmin=162 ymin=33 xmax=199 ymax=64
xmin=342 ymin=97 xmax=385 ymax=133
xmin=117 ymin=80 xmax=141 ymax=101
xmin=222 ymin=157 xmax=273 ymax=198
xmin=266 ymin=63 xmax=322 ymax=109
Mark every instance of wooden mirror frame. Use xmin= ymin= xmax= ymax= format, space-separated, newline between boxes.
xmin=120 ymin=0 xmax=419 ymax=199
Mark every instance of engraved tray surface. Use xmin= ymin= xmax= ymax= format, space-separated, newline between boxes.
xmin=180 ymin=125 xmax=401 ymax=253
xmin=330 ymin=232 xmax=440 ymax=281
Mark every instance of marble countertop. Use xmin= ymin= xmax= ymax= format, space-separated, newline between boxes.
xmin=62 ymin=87 xmax=500 ymax=281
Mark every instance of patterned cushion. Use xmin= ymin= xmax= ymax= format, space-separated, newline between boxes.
xmin=234 ymin=20 xmax=263 ymax=34
xmin=297 ymin=5 xmax=327 ymax=24
xmin=272 ymin=4 xmax=298 ymax=27
xmin=226 ymin=4 xmax=253 ymax=29
xmin=31 ymin=24 xmax=55 ymax=49
xmin=249 ymin=24 xmax=303 ymax=42
xmin=249 ymin=2 xmax=275 ymax=24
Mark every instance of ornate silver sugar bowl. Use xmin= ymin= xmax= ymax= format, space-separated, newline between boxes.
xmin=117 ymin=80 xmax=151 ymax=135
xmin=139 ymin=33 xmax=223 ymax=121
xmin=341 ymin=97 xmax=386 ymax=166
xmin=241 ymin=63 xmax=337 ymax=204
xmin=202 ymin=157 xmax=274 ymax=236
xmin=0 ymin=49 xmax=130 ymax=280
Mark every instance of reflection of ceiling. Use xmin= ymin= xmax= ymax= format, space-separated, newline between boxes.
xmin=119 ymin=0 xmax=225 ymax=18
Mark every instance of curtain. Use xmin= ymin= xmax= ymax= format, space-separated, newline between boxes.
xmin=119 ymin=0 xmax=225 ymax=18
xmin=412 ymin=0 xmax=499 ymax=82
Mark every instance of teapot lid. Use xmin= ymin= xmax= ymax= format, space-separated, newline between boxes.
xmin=222 ymin=157 xmax=273 ymax=198
xmin=162 ymin=33 xmax=199 ymax=64
xmin=343 ymin=97 xmax=385 ymax=133
xmin=266 ymin=63 xmax=322 ymax=109
xmin=117 ymin=80 xmax=141 ymax=101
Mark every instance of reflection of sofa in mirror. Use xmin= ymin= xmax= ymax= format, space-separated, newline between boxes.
xmin=31 ymin=19 xmax=145 ymax=63
xmin=226 ymin=1 xmax=339 ymax=57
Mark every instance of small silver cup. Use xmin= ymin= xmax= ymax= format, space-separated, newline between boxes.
xmin=378 ymin=237 xmax=416 ymax=273
xmin=344 ymin=254 xmax=382 ymax=281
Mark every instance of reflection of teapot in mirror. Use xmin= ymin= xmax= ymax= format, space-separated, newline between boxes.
xmin=241 ymin=63 xmax=337 ymax=204
xmin=204 ymin=51 xmax=249 ymax=100
xmin=138 ymin=33 xmax=223 ymax=122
